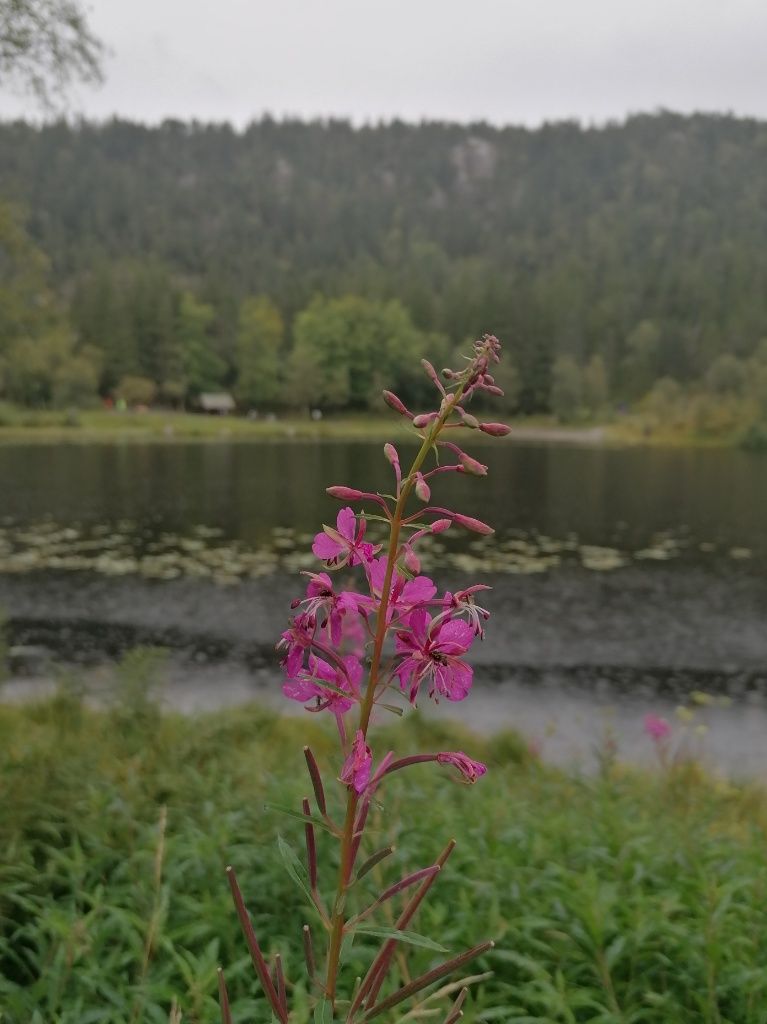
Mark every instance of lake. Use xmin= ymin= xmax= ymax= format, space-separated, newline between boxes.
xmin=1 ymin=439 xmax=766 ymax=775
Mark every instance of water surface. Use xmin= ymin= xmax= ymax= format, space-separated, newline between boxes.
xmin=1 ymin=440 xmax=766 ymax=774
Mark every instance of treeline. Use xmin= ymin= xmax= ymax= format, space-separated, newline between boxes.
xmin=0 ymin=111 xmax=767 ymax=416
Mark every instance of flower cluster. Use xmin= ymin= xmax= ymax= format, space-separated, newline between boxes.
xmin=220 ymin=335 xmax=509 ymax=1023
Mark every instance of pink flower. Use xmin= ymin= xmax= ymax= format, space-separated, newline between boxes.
xmin=394 ymin=608 xmax=475 ymax=704
xmin=283 ymin=654 xmax=362 ymax=720
xmin=296 ymin=572 xmax=361 ymax=646
xmin=339 ymin=611 xmax=367 ymax=660
xmin=340 ymin=730 xmax=373 ymax=794
xmin=312 ymin=507 xmax=377 ymax=568
xmin=364 ymin=557 xmax=436 ymax=623
xmin=276 ymin=616 xmax=315 ymax=676
xmin=644 ymin=713 xmax=672 ymax=741
xmin=436 ymin=751 xmax=487 ymax=784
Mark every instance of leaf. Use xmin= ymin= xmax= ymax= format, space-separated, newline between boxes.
xmin=377 ymin=702 xmax=404 ymax=717
xmin=354 ymin=926 xmax=449 ymax=953
xmin=266 ymin=805 xmax=337 ymax=835
xmin=276 ymin=835 xmax=314 ymax=907
xmin=355 ymin=845 xmax=395 ymax=881
xmin=298 ymin=674 xmax=360 ymax=701
xmin=314 ymin=996 xmax=334 ymax=1023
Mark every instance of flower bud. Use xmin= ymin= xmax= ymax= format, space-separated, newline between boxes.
xmin=478 ymin=421 xmax=511 ymax=437
xmin=414 ymin=473 xmax=431 ymax=502
xmin=483 ymin=385 xmax=505 ymax=397
xmin=421 ymin=359 xmax=444 ymax=391
xmin=452 ymin=513 xmax=494 ymax=535
xmin=431 ymin=518 xmax=452 ymax=534
xmin=412 ymin=412 xmax=438 ymax=429
xmin=460 ymin=412 xmax=480 ymax=429
xmin=382 ymin=390 xmax=412 ymax=418
xmin=340 ymin=730 xmax=372 ymax=794
xmin=436 ymin=751 xmax=487 ymax=783
xmin=459 ymin=453 xmax=488 ymax=476
xmin=403 ymin=545 xmax=421 ymax=573
xmin=326 ymin=485 xmax=365 ymax=500
xmin=383 ymin=442 xmax=399 ymax=467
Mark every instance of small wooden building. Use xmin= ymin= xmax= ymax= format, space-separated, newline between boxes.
xmin=198 ymin=392 xmax=236 ymax=415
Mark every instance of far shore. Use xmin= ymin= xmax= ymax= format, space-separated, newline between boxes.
xmin=0 ymin=406 xmax=757 ymax=449
xmin=0 ymin=408 xmax=612 ymax=445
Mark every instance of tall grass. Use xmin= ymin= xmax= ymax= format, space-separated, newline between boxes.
xmin=2 ymin=689 xmax=767 ymax=1023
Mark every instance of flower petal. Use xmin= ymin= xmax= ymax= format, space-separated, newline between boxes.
xmin=337 ymin=507 xmax=357 ymax=543
xmin=401 ymin=576 xmax=437 ymax=606
xmin=435 ymin=660 xmax=473 ymax=701
xmin=434 ymin=618 xmax=475 ymax=653
xmin=312 ymin=532 xmax=343 ymax=560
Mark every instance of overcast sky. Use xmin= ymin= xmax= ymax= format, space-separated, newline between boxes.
xmin=3 ymin=0 xmax=767 ymax=126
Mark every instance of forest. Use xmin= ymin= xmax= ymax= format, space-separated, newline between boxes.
xmin=0 ymin=111 xmax=766 ymax=431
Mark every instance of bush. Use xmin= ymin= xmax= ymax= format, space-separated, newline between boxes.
xmin=115 ymin=375 xmax=157 ymax=407
xmin=740 ymin=421 xmax=767 ymax=452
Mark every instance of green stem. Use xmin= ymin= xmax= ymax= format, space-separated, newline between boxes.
xmin=324 ymin=391 xmax=462 ymax=1006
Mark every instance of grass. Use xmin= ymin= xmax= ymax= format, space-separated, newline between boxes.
xmin=0 ymin=402 xmax=613 ymax=447
xmin=2 ymin=686 xmax=767 ymax=1023
xmin=0 ymin=405 xmax=420 ymax=444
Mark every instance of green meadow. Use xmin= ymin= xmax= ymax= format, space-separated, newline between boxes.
xmin=2 ymin=674 xmax=767 ymax=1023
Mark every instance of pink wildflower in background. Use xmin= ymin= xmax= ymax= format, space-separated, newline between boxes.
xmin=644 ymin=713 xmax=672 ymax=741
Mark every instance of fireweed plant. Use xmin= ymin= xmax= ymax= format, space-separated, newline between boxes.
xmin=219 ymin=336 xmax=511 ymax=1023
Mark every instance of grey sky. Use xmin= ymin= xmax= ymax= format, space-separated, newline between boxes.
xmin=3 ymin=0 xmax=767 ymax=125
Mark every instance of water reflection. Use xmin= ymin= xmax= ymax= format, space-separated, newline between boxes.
xmin=1 ymin=441 xmax=766 ymax=560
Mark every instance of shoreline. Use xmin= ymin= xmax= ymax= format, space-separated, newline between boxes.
xmin=0 ymin=411 xmax=611 ymax=446
xmin=3 ymin=664 xmax=764 ymax=778
xmin=0 ymin=412 xmax=757 ymax=449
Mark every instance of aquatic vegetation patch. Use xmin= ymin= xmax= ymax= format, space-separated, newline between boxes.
xmin=0 ymin=521 xmax=751 ymax=586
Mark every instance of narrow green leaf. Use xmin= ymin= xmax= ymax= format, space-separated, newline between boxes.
xmin=377 ymin=702 xmax=404 ymax=717
xmin=355 ymin=926 xmax=449 ymax=953
xmin=340 ymin=929 xmax=355 ymax=961
xmin=296 ymin=674 xmax=362 ymax=701
xmin=277 ymin=835 xmax=315 ymax=908
xmin=266 ymin=805 xmax=337 ymax=834
xmin=355 ymin=845 xmax=395 ymax=881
